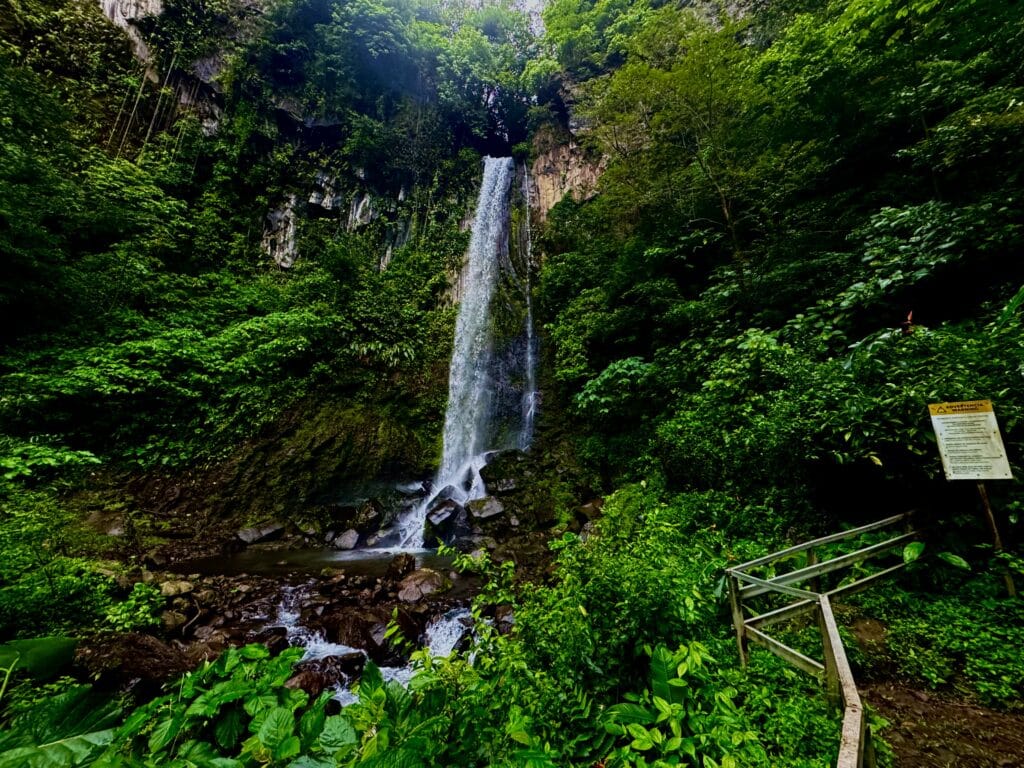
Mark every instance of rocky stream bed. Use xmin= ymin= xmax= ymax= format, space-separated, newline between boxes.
xmin=76 ymin=448 xmax=589 ymax=704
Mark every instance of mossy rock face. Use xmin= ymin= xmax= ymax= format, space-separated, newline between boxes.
xmin=128 ymin=399 xmax=435 ymax=531
xmin=480 ymin=450 xmax=532 ymax=494
xmin=475 ymin=449 xmax=573 ymax=530
xmin=216 ymin=402 xmax=430 ymax=519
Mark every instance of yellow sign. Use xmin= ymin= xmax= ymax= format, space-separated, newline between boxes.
xmin=928 ymin=400 xmax=993 ymax=416
xmin=928 ymin=400 xmax=1013 ymax=481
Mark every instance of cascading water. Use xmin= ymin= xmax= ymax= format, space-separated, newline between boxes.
xmin=519 ymin=163 xmax=538 ymax=451
xmin=395 ymin=156 xmax=528 ymax=549
xmin=273 ymin=590 xmax=472 ymax=705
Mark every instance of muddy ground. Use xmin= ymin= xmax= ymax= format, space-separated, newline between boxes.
xmin=864 ymin=682 xmax=1024 ymax=767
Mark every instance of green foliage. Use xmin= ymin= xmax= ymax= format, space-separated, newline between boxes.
xmin=103 ymin=584 xmax=163 ymax=633
xmin=0 ymin=438 xmax=100 ymax=484
xmin=537 ymin=0 xmax=1024 ymax=525
xmin=856 ymin=581 xmax=1024 ymax=708
xmin=0 ymin=490 xmax=114 ymax=639
xmin=0 ymin=685 xmax=122 ymax=768
xmin=603 ymin=643 xmax=767 ymax=767
xmin=0 ymin=638 xmax=77 ymax=682
xmin=0 ymin=0 xmax=532 ymax=475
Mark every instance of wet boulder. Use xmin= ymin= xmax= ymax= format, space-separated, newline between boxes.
xmin=395 ymin=480 xmax=428 ymax=498
xmin=352 ymin=499 xmax=386 ymax=532
xmin=321 ymin=608 xmax=408 ymax=666
xmin=495 ymin=604 xmax=515 ymax=635
xmin=251 ymin=626 xmax=290 ymax=655
xmin=425 ymin=500 xmax=469 ymax=546
xmin=479 ymin=450 xmax=529 ymax=495
xmin=159 ymin=579 xmax=194 ymax=597
xmin=286 ymin=652 xmax=365 ymax=697
xmin=385 ymin=553 xmax=416 ymax=582
xmin=429 ymin=485 xmax=460 ymax=508
xmin=161 ymin=610 xmax=188 ymax=633
xmin=236 ymin=522 xmax=286 ymax=545
xmin=333 ymin=529 xmax=360 ymax=550
xmin=397 ymin=568 xmax=449 ymax=603
xmin=577 ymin=498 xmax=605 ymax=523
xmin=467 ymin=496 xmax=504 ymax=521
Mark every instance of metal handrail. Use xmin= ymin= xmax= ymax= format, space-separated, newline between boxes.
xmin=725 ymin=512 xmax=913 ymax=768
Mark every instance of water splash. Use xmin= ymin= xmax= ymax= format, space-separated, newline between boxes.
xmin=424 ymin=607 xmax=472 ymax=657
xmin=272 ymin=591 xmax=473 ymax=705
xmin=273 ymin=587 xmax=362 ymax=661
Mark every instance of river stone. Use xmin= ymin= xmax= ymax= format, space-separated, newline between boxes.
xmin=160 ymin=580 xmax=194 ymax=597
xmin=578 ymin=498 xmax=605 ymax=521
xmin=395 ymin=480 xmax=427 ymax=497
xmin=467 ymin=496 xmax=504 ymax=520
xmin=425 ymin=501 xmax=470 ymax=547
xmin=286 ymin=652 xmax=365 ymax=697
xmin=429 ymin=485 xmax=460 ymax=510
xmin=251 ymin=626 xmax=290 ymax=655
xmin=385 ymin=553 xmax=416 ymax=582
xmin=236 ymin=522 xmax=285 ymax=545
xmin=495 ymin=604 xmax=515 ymax=635
xmin=353 ymin=499 xmax=385 ymax=532
xmin=398 ymin=568 xmax=448 ymax=603
xmin=479 ymin=450 xmax=527 ymax=495
xmin=334 ymin=529 xmax=359 ymax=550
xmin=427 ymin=500 xmax=460 ymax=526
xmin=161 ymin=610 xmax=187 ymax=632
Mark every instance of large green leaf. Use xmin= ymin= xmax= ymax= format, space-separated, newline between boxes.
xmin=287 ymin=758 xmax=334 ymax=768
xmin=937 ymin=551 xmax=971 ymax=570
xmin=0 ymin=729 xmax=114 ymax=768
xmin=214 ymin=708 xmax=245 ymax=750
xmin=602 ymin=703 xmax=656 ymax=726
xmin=360 ymin=662 xmax=384 ymax=692
xmin=356 ymin=747 xmax=427 ymax=768
xmin=256 ymin=707 xmax=294 ymax=752
xmin=649 ymin=646 xmax=684 ymax=706
xmin=273 ymin=735 xmax=302 ymax=762
xmin=319 ymin=716 xmax=357 ymax=754
xmin=0 ymin=687 xmax=121 ymax=755
xmin=298 ymin=700 xmax=327 ymax=749
xmin=903 ymin=541 xmax=926 ymax=564
xmin=0 ymin=638 xmax=77 ymax=680
xmin=148 ymin=713 xmax=186 ymax=754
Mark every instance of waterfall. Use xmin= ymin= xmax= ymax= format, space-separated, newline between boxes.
xmin=395 ymin=157 xmax=520 ymax=549
xmin=519 ymin=163 xmax=538 ymax=450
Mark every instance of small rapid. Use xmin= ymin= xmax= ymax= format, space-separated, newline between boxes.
xmin=273 ymin=589 xmax=473 ymax=705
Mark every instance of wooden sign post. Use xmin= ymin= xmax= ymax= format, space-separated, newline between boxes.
xmin=929 ymin=400 xmax=1016 ymax=597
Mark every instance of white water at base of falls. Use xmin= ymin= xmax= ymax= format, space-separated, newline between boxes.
xmin=395 ymin=157 xmax=518 ymax=549
xmin=274 ymin=591 xmax=472 ymax=706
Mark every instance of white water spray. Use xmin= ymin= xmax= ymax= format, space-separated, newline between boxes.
xmin=273 ymin=591 xmax=473 ymax=705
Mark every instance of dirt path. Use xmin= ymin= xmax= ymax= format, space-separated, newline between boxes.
xmin=863 ymin=682 xmax=1024 ymax=767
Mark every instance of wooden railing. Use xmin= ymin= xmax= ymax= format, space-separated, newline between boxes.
xmin=725 ymin=512 xmax=917 ymax=768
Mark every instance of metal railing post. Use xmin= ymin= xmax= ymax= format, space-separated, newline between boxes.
xmin=726 ymin=569 xmax=748 ymax=667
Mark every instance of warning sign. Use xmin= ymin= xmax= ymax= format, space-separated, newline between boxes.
xmin=928 ymin=400 xmax=1013 ymax=481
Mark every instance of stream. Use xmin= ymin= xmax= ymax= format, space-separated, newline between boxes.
xmin=274 ymin=587 xmax=473 ymax=704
